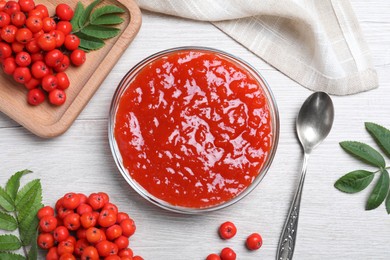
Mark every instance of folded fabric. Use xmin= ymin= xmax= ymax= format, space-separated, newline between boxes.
xmin=136 ymin=0 xmax=378 ymax=95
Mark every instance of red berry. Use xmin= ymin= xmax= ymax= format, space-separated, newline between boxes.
xmin=37 ymin=33 xmax=56 ymax=51
xmin=37 ymin=206 xmax=55 ymax=219
xmin=120 ymin=218 xmax=136 ymax=237
xmin=26 ymin=15 xmax=42 ymax=33
xmin=27 ymin=88 xmax=44 ymax=105
xmin=87 ymin=193 xmax=105 ymax=210
xmin=57 ymin=240 xmax=74 ymax=255
xmin=116 ymin=212 xmax=129 ymax=224
xmin=42 ymin=74 xmax=58 ymax=92
xmin=0 ymin=11 xmax=10 ymax=27
xmin=220 ymin=247 xmax=236 ymax=260
xmin=54 ymin=54 xmax=69 ymax=72
xmin=13 ymin=66 xmax=31 ymax=84
xmin=53 ymin=226 xmax=70 ymax=242
xmin=1 ymin=24 xmax=17 ymax=43
xmin=15 ymin=51 xmax=31 ymax=67
xmin=246 ymin=233 xmax=263 ymax=250
xmin=0 ymin=42 xmax=11 ymax=58
xmin=81 ymin=246 xmax=99 ymax=260
xmin=70 ymin=49 xmax=86 ymax=66
xmin=118 ymin=248 xmax=133 ymax=258
xmin=62 ymin=192 xmax=81 ymax=209
xmin=56 ymin=4 xmax=74 ymax=21
xmin=219 ymin=221 xmax=237 ymax=240
xmin=18 ymin=0 xmax=35 ymax=12
xmin=45 ymin=49 xmax=64 ymax=67
xmin=11 ymin=11 xmax=25 ymax=27
xmin=56 ymin=21 xmax=72 ymax=35
xmin=31 ymin=60 xmax=49 ymax=78
xmin=2 ymin=57 xmax=16 ymax=75
xmin=3 ymin=1 xmax=20 ymax=16
xmin=80 ymin=212 xmax=97 ymax=229
xmin=59 ymin=253 xmax=75 ymax=260
xmin=31 ymin=51 xmax=43 ymax=62
xmin=34 ymin=4 xmax=48 ymax=18
xmin=96 ymin=240 xmax=118 ymax=257
xmin=25 ymin=39 xmax=40 ymax=53
xmin=46 ymin=247 xmax=59 ymax=260
xmin=11 ymin=41 xmax=24 ymax=52
xmin=74 ymin=238 xmax=89 ymax=256
xmin=24 ymin=77 xmax=40 ymax=90
xmin=64 ymin=34 xmax=79 ymax=50
xmin=98 ymin=209 xmax=117 ymax=227
xmin=63 ymin=213 xmax=81 ymax=231
xmin=42 ymin=17 xmax=56 ymax=32
xmin=106 ymin=224 xmax=122 ymax=241
xmin=15 ymin=27 xmax=32 ymax=44
xmin=114 ymin=235 xmax=129 ymax=250
xmin=48 ymin=89 xmax=66 ymax=106
xmin=85 ymin=227 xmax=102 ymax=244
xmin=39 ymin=215 xmax=58 ymax=232
xmin=56 ymin=71 xmax=70 ymax=90
xmin=37 ymin=232 xmax=54 ymax=249
xmin=206 ymin=253 xmax=221 ymax=260
xmin=76 ymin=203 xmax=92 ymax=215
xmin=51 ymin=29 xmax=65 ymax=47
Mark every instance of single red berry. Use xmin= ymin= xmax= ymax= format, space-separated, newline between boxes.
xmin=49 ymin=89 xmax=66 ymax=106
xmin=98 ymin=209 xmax=117 ymax=227
xmin=15 ymin=27 xmax=32 ymax=44
xmin=56 ymin=21 xmax=72 ymax=35
xmin=2 ymin=57 xmax=16 ymax=75
xmin=76 ymin=203 xmax=92 ymax=215
xmin=13 ymin=66 xmax=31 ymax=84
xmin=1 ymin=24 xmax=17 ymax=43
xmin=62 ymin=192 xmax=81 ymax=209
xmin=50 ymin=29 xmax=65 ymax=47
xmin=118 ymin=248 xmax=134 ymax=258
xmin=57 ymin=240 xmax=74 ymax=255
xmin=219 ymin=221 xmax=237 ymax=240
xmin=85 ymin=227 xmax=102 ymax=244
xmin=120 ymin=218 xmax=136 ymax=237
xmin=87 ymin=193 xmax=105 ymax=210
xmin=37 ymin=206 xmax=55 ymax=219
xmin=106 ymin=224 xmax=122 ymax=241
xmin=18 ymin=0 xmax=35 ymax=12
xmin=96 ymin=240 xmax=118 ymax=257
xmin=11 ymin=41 xmax=24 ymax=53
xmin=81 ymin=246 xmax=99 ymax=260
xmin=220 ymin=247 xmax=236 ymax=260
xmin=74 ymin=238 xmax=89 ymax=256
xmin=103 ymin=203 xmax=118 ymax=214
xmin=64 ymin=34 xmax=80 ymax=50
xmin=78 ymin=193 xmax=88 ymax=204
xmin=0 ymin=42 xmax=11 ymax=59
xmin=27 ymin=88 xmax=44 ymax=105
xmin=56 ymin=71 xmax=70 ymax=90
xmin=26 ymin=15 xmax=42 ymax=33
xmin=10 ymin=11 xmax=25 ymax=27
xmin=31 ymin=60 xmax=49 ymax=78
xmin=31 ymin=52 xmax=43 ymax=62
xmin=45 ymin=49 xmax=64 ymax=67
xmin=37 ymin=33 xmax=56 ymax=51
xmin=70 ymin=49 xmax=86 ymax=66
xmin=56 ymin=4 xmax=74 ymax=21
xmin=37 ymin=232 xmax=54 ymax=249
xmin=54 ymin=55 xmax=69 ymax=72
xmin=80 ymin=212 xmax=97 ymax=229
xmin=42 ymin=17 xmax=56 ymax=32
xmin=53 ymin=226 xmax=70 ymax=242
xmin=39 ymin=215 xmax=58 ymax=232
xmin=15 ymin=51 xmax=31 ymax=67
xmin=246 ymin=233 xmax=263 ymax=250
xmin=0 ymin=11 xmax=10 ymax=27
xmin=206 ymin=253 xmax=221 ymax=260
xmin=3 ymin=1 xmax=20 ymax=16
xmin=63 ymin=213 xmax=81 ymax=231
xmin=24 ymin=77 xmax=40 ymax=90
xmin=57 ymin=206 xmax=74 ymax=219
xmin=114 ymin=235 xmax=129 ymax=250
xmin=46 ymin=246 xmax=59 ymax=260
xmin=25 ymin=39 xmax=40 ymax=53
xmin=133 ymin=256 xmax=144 ymax=260
xmin=116 ymin=212 xmax=129 ymax=224
xmin=34 ymin=4 xmax=48 ymax=18
xmin=59 ymin=253 xmax=75 ymax=260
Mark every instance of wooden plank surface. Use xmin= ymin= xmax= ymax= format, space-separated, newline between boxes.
xmin=1 ymin=0 xmax=390 ymax=259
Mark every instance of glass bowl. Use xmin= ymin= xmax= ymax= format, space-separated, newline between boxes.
xmin=108 ymin=47 xmax=279 ymax=214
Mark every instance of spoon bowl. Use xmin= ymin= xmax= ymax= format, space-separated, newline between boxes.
xmin=277 ymin=92 xmax=334 ymax=260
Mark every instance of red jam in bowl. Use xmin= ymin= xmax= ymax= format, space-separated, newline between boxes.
xmin=113 ymin=49 xmax=276 ymax=209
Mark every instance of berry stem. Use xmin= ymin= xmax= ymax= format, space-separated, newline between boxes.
xmin=13 ymin=211 xmax=29 ymax=259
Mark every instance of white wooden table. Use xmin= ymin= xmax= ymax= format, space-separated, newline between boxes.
xmin=1 ymin=1 xmax=389 ymax=259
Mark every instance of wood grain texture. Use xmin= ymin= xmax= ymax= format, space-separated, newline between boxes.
xmin=0 ymin=0 xmax=141 ymax=138
xmin=0 ymin=0 xmax=390 ymax=259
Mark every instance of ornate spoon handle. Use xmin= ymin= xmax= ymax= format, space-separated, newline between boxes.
xmin=276 ymin=153 xmax=309 ymax=260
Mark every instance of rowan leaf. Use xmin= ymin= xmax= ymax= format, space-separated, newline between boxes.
xmin=0 ymin=187 xmax=14 ymax=212
xmin=365 ymin=122 xmax=390 ymax=157
xmin=5 ymin=169 xmax=31 ymax=200
xmin=366 ymin=169 xmax=390 ymax=210
xmin=27 ymin=231 xmax=38 ymax=260
xmin=71 ymin=2 xmax=85 ymax=31
xmin=75 ymin=32 xmax=104 ymax=51
xmin=0 ymin=212 xmax=17 ymax=231
xmin=0 ymin=252 xmax=25 ymax=260
xmin=0 ymin=234 xmax=21 ymax=251
xmin=79 ymin=0 xmax=102 ymax=28
xmin=334 ymin=170 xmax=375 ymax=194
xmin=90 ymin=5 xmax=125 ymax=22
xmin=340 ymin=141 xmax=386 ymax=168
xmin=81 ymin=24 xmax=120 ymax=39
xmin=15 ymin=179 xmax=41 ymax=213
xmin=90 ymin=14 xmax=124 ymax=25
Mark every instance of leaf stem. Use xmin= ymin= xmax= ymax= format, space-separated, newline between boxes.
xmin=13 ymin=211 xmax=28 ymax=259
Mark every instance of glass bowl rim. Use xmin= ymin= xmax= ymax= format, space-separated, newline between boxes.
xmin=108 ymin=46 xmax=280 ymax=214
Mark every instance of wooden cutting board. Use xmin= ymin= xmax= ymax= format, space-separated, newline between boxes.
xmin=0 ymin=0 xmax=142 ymax=138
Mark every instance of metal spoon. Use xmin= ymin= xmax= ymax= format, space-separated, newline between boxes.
xmin=276 ymin=92 xmax=334 ymax=260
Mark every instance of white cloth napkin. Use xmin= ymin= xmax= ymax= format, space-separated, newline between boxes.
xmin=135 ymin=0 xmax=378 ymax=95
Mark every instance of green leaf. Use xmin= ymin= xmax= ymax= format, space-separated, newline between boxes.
xmin=365 ymin=122 xmax=390 ymax=157
xmin=366 ymin=169 xmax=390 ymax=210
xmin=5 ymin=169 xmax=31 ymax=200
xmin=75 ymin=32 xmax=105 ymax=51
xmin=0 ymin=187 xmax=14 ymax=212
xmin=90 ymin=5 xmax=125 ymax=22
xmin=19 ymin=216 xmax=38 ymax=246
xmin=0 ymin=252 xmax=25 ymax=260
xmin=0 ymin=212 xmax=17 ymax=231
xmin=90 ymin=14 xmax=124 ymax=25
xmin=340 ymin=141 xmax=386 ymax=168
xmin=27 ymin=231 xmax=37 ymax=260
xmin=71 ymin=2 xmax=85 ymax=32
xmin=15 ymin=179 xmax=41 ymax=213
xmin=386 ymin=192 xmax=390 ymax=214
xmin=0 ymin=234 xmax=21 ymax=251
xmin=334 ymin=170 xmax=375 ymax=193
xmin=81 ymin=24 xmax=121 ymax=39
xmin=79 ymin=0 xmax=102 ymax=28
